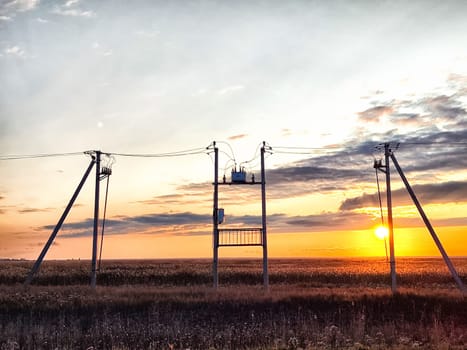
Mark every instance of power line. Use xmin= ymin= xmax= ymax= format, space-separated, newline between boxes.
xmin=0 ymin=147 xmax=209 ymax=160
xmin=2 ymin=141 xmax=467 ymax=161
xmin=401 ymin=142 xmax=467 ymax=146
xmin=111 ymin=149 xmax=206 ymax=158
xmin=0 ymin=152 xmax=85 ymax=160
xmin=272 ymin=145 xmax=344 ymax=150
xmin=216 ymin=141 xmax=236 ymax=162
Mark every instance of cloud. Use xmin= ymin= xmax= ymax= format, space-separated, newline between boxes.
xmin=64 ymin=0 xmax=79 ymax=7
xmin=358 ymin=106 xmax=393 ymax=122
xmin=36 ymin=16 xmax=47 ymax=23
xmin=0 ymin=15 xmax=12 ymax=20
xmin=157 ymin=118 xmax=467 ymax=206
xmin=134 ymin=29 xmax=160 ymax=38
xmin=138 ymin=192 xmax=209 ymax=207
xmin=41 ymin=211 xmax=374 ymax=238
xmin=0 ymin=0 xmax=39 ymax=15
xmin=228 ymin=134 xmax=248 ymax=141
xmin=4 ymin=45 xmax=25 ymax=58
xmin=218 ymin=85 xmax=244 ymax=95
xmin=339 ymin=193 xmax=378 ymax=211
xmin=283 ymin=211 xmax=375 ymax=230
xmin=130 ymin=212 xmax=208 ymax=226
xmin=370 ymin=129 xmax=467 ymax=174
xmin=267 ymin=165 xmax=364 ymax=185
xmin=36 ymin=193 xmax=467 ymax=239
xmin=52 ymin=8 xmax=94 ymax=17
xmin=389 ymin=113 xmax=420 ymax=125
xmin=18 ymin=207 xmax=52 ymax=214
xmin=39 ymin=212 xmax=212 ymax=238
xmin=418 ymin=95 xmax=466 ymax=121
xmin=358 ymin=91 xmax=466 ymax=129
xmin=51 ymin=1 xmax=95 ymax=18
xmin=340 ymin=181 xmax=467 ymax=210
xmin=91 ymin=42 xmax=112 ymax=56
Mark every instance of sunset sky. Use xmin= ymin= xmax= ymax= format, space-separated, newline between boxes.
xmin=1 ymin=0 xmax=467 ymax=261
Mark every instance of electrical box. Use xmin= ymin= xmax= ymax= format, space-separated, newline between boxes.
xmin=231 ymin=168 xmax=247 ymax=183
xmin=217 ymin=208 xmax=224 ymax=224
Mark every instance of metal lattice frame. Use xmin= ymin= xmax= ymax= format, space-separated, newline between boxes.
xmin=218 ymin=228 xmax=263 ymax=246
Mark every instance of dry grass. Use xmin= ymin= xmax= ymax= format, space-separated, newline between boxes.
xmin=0 ymin=258 xmax=466 ymax=349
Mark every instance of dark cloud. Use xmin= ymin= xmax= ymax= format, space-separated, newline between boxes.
xmin=137 ymin=193 xmax=210 ymax=207
xmin=130 ymin=212 xmax=208 ymax=225
xmin=40 ymin=213 xmax=210 ymax=239
xmin=340 ymin=181 xmax=467 ymax=210
xmin=357 ymin=86 xmax=466 ymax=132
xmin=419 ymin=95 xmax=466 ymax=121
xmin=284 ymin=211 xmax=374 ymax=230
xmin=38 ymin=210 xmax=375 ymax=238
xmin=339 ymin=194 xmax=379 ymax=211
xmin=267 ymin=165 xmax=363 ymax=184
xmin=146 ymin=123 xmax=467 ymax=209
xmin=390 ymin=113 xmax=420 ymax=125
xmin=373 ymin=129 xmax=467 ymax=174
xmin=18 ymin=207 xmax=52 ymax=214
xmin=127 ymin=81 xmax=467 ymax=223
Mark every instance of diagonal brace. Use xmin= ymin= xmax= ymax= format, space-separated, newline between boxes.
xmin=390 ymin=153 xmax=466 ymax=294
xmin=24 ymin=158 xmax=96 ymax=285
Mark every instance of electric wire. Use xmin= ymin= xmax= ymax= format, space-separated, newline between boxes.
xmin=216 ymin=141 xmax=236 ymax=162
xmin=272 ymin=145 xmax=344 ymax=150
xmin=111 ymin=147 xmax=206 ymax=158
xmin=239 ymin=142 xmax=263 ymax=167
xmin=401 ymin=142 xmax=467 ymax=146
xmin=2 ymin=141 xmax=466 ymax=161
xmin=0 ymin=152 xmax=85 ymax=160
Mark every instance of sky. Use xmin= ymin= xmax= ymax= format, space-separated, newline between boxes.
xmin=1 ymin=0 xmax=467 ymax=261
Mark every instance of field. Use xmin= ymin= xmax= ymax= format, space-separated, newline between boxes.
xmin=0 ymin=258 xmax=466 ymax=349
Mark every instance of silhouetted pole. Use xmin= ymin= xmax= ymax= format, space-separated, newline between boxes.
xmin=212 ymin=143 xmax=219 ymax=289
xmin=25 ymin=158 xmax=96 ymax=285
xmin=390 ymin=153 xmax=467 ymax=294
xmin=260 ymin=142 xmax=269 ymax=290
xmin=91 ymin=151 xmax=101 ymax=288
xmin=384 ymin=144 xmax=397 ymax=293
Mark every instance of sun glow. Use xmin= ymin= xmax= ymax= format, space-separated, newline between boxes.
xmin=375 ymin=226 xmax=389 ymax=240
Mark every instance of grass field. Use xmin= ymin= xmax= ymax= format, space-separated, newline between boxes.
xmin=0 ymin=258 xmax=466 ymax=349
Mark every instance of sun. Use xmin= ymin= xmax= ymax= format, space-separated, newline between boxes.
xmin=375 ymin=226 xmax=389 ymax=240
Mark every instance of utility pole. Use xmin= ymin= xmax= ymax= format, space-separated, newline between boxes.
xmin=384 ymin=143 xmax=397 ymax=293
xmin=91 ymin=151 xmax=101 ymax=288
xmin=260 ymin=142 xmax=269 ymax=290
xmin=212 ymin=143 xmax=219 ymax=289
xmin=376 ymin=143 xmax=466 ymax=294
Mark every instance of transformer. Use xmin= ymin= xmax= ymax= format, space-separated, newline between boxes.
xmin=231 ymin=167 xmax=247 ymax=183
